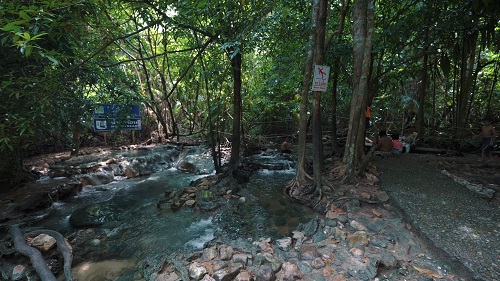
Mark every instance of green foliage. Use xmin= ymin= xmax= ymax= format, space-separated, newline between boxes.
xmin=0 ymin=0 xmax=499 ymax=179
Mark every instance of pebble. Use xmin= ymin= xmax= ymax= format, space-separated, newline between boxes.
xmin=11 ymin=265 xmax=26 ymax=281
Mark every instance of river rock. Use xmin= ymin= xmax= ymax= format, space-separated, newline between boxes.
xmin=292 ymin=231 xmax=305 ymax=250
xmin=375 ymin=191 xmax=390 ymax=202
xmin=350 ymin=220 xmax=367 ymax=231
xmin=213 ymin=265 xmax=241 ymax=281
xmin=310 ymin=257 xmax=325 ymax=269
xmin=297 ymin=219 xmax=319 ymax=237
xmin=254 ymin=253 xmax=282 ymax=273
xmin=154 ymin=271 xmax=179 ymax=281
xmin=89 ymin=239 xmax=101 ymax=247
xmin=233 ymin=253 xmax=252 ymax=265
xmin=278 ymin=262 xmax=303 ymax=280
xmin=79 ymin=171 xmax=114 ymax=186
xmin=219 ymin=245 xmax=234 ymax=261
xmin=299 ymin=245 xmax=322 ymax=260
xmin=276 ymin=237 xmax=292 ymax=251
xmin=11 ymin=265 xmax=27 ymax=281
xmin=348 ymin=231 xmax=369 ymax=249
xmin=15 ymin=180 xmax=82 ymax=212
xmin=235 ymin=271 xmax=252 ymax=281
xmin=203 ymin=246 xmax=218 ymax=261
xmin=254 ymin=264 xmax=276 ymax=281
xmin=29 ymin=233 xmax=56 ymax=251
xmin=184 ymin=199 xmax=196 ymax=208
xmin=176 ymin=160 xmax=197 ymax=173
xmin=200 ymin=274 xmax=215 ymax=281
xmin=188 ymin=262 xmax=207 ymax=280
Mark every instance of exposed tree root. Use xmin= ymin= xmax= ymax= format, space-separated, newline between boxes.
xmin=8 ymin=225 xmax=73 ymax=281
xmin=27 ymin=229 xmax=74 ymax=281
xmin=284 ymin=178 xmax=322 ymax=210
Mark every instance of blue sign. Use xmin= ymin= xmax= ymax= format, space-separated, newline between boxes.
xmin=93 ymin=118 xmax=142 ymax=132
xmin=93 ymin=104 xmax=142 ymax=132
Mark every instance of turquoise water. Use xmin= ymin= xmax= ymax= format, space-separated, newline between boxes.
xmin=28 ymin=150 xmax=317 ymax=278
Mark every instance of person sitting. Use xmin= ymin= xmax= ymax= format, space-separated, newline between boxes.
xmin=391 ymin=133 xmax=404 ymax=154
xmin=374 ymin=130 xmax=393 ymax=157
xmin=280 ymin=137 xmax=292 ymax=153
xmin=401 ymin=125 xmax=418 ymax=152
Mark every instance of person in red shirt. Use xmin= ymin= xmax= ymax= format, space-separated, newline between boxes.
xmin=391 ymin=133 xmax=404 ymax=154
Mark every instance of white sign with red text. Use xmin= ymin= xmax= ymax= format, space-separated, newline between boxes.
xmin=312 ymin=65 xmax=330 ymax=92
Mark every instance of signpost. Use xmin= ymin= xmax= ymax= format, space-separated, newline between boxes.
xmin=93 ymin=104 xmax=142 ymax=132
xmin=312 ymin=65 xmax=330 ymax=92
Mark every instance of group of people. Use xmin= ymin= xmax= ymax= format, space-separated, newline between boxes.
xmin=279 ymin=118 xmax=496 ymax=160
xmin=373 ymin=125 xmax=418 ymax=157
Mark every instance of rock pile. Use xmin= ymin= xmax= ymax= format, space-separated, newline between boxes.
xmin=146 ymin=185 xmax=458 ymax=281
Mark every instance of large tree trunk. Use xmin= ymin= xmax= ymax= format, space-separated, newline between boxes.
xmin=327 ymin=0 xmax=350 ymax=156
xmin=284 ymin=0 xmax=320 ymax=207
xmin=228 ymin=49 xmax=243 ymax=168
xmin=312 ymin=0 xmax=328 ymax=191
xmin=200 ymin=54 xmax=222 ymax=173
xmin=297 ymin=0 xmax=319 ymax=183
xmin=342 ymin=0 xmax=375 ymax=181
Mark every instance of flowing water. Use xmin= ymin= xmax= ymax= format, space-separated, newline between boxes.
xmin=16 ymin=148 xmax=317 ymax=279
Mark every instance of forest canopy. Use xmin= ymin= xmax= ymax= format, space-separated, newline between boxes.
xmin=1 ymin=0 xmax=499 ymax=188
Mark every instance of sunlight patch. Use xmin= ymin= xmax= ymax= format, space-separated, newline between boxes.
xmin=72 ymin=260 xmax=136 ymax=281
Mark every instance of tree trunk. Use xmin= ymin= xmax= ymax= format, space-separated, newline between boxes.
xmin=229 ymin=49 xmax=243 ymax=168
xmin=284 ymin=0 xmax=319 ymax=207
xmin=71 ymin=120 xmax=81 ymax=156
xmin=297 ymin=0 xmax=319 ymax=183
xmin=456 ymin=32 xmax=478 ymax=135
xmin=417 ymin=43 xmax=429 ymax=138
xmin=330 ymin=59 xmax=340 ymax=154
xmin=312 ymin=0 xmax=328 ymax=190
xmin=200 ymin=55 xmax=222 ymax=173
xmin=486 ymin=60 xmax=499 ymax=115
xmin=327 ymin=0 xmax=350 ymax=156
xmin=342 ymin=0 xmax=375 ymax=181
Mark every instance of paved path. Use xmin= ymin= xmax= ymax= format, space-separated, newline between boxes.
xmin=375 ymin=154 xmax=499 ymax=281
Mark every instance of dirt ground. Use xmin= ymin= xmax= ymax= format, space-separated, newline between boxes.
xmin=426 ymin=154 xmax=500 ymax=206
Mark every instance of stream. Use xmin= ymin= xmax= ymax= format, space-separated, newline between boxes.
xmin=4 ymin=146 xmax=317 ymax=280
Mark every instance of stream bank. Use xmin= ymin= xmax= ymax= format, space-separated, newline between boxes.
xmin=0 ymin=145 xmax=488 ymax=280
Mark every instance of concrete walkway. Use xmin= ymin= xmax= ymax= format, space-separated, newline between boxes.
xmin=375 ymin=154 xmax=499 ymax=281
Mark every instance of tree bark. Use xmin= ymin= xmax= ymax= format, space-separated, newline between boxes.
xmin=342 ymin=0 xmax=375 ymax=181
xmin=70 ymin=120 xmax=81 ymax=157
xmin=229 ymin=49 xmax=243 ymax=168
xmin=456 ymin=32 xmax=478 ymax=135
xmin=312 ymin=0 xmax=328 ymax=190
xmin=417 ymin=43 xmax=429 ymax=138
xmin=296 ymin=0 xmax=319 ymax=183
xmin=327 ymin=0 xmax=350 ymax=155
